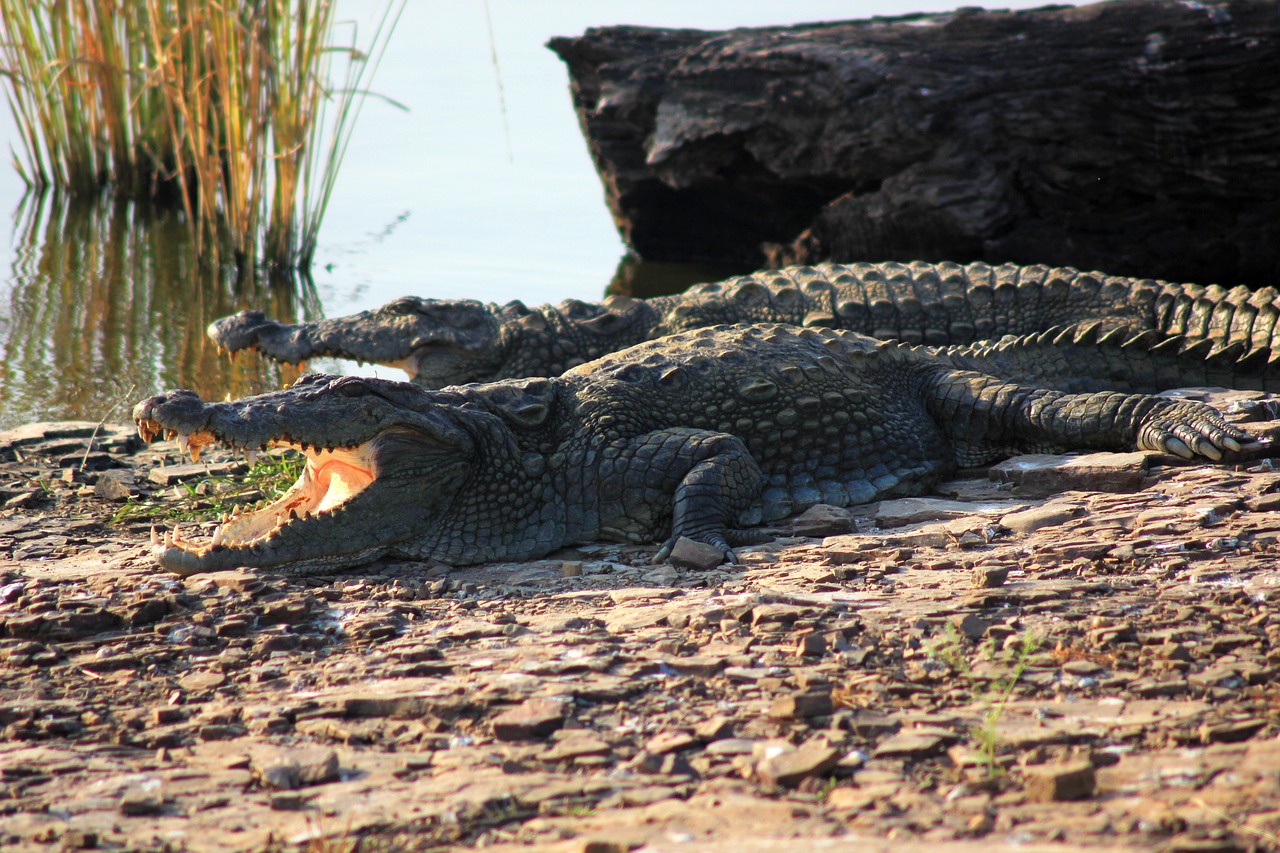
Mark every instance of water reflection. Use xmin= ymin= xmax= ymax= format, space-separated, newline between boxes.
xmin=607 ymin=253 xmax=750 ymax=300
xmin=0 ymin=195 xmax=320 ymax=430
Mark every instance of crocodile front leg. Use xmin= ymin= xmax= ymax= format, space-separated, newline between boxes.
xmin=592 ymin=428 xmax=763 ymax=564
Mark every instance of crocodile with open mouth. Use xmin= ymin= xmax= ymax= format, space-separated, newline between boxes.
xmin=134 ymin=323 xmax=1271 ymax=576
xmin=208 ymin=261 xmax=1280 ymax=387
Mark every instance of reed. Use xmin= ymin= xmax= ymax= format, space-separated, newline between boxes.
xmin=0 ymin=0 xmax=404 ymax=270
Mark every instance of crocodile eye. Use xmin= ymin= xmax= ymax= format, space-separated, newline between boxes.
xmin=387 ymin=297 xmax=423 ymax=314
xmin=332 ymin=377 xmax=368 ymax=397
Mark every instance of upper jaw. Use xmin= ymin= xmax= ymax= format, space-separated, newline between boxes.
xmin=207 ymin=312 xmax=318 ymax=365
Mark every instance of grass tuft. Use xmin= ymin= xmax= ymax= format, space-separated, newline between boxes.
xmin=0 ymin=0 xmax=406 ymax=271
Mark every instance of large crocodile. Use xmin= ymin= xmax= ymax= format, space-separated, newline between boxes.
xmin=209 ymin=261 xmax=1280 ymax=387
xmin=134 ymin=323 xmax=1270 ymax=576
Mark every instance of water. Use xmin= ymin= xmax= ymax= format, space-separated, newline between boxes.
xmin=0 ymin=0 xmax=1062 ymax=430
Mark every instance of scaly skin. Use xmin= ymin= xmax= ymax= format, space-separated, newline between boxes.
xmin=135 ymin=323 xmax=1262 ymax=576
xmin=208 ymin=260 xmax=1280 ymax=387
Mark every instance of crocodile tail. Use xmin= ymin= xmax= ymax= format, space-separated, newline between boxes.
xmin=942 ymin=321 xmax=1280 ymax=395
xmin=1151 ymin=283 xmax=1280 ymax=352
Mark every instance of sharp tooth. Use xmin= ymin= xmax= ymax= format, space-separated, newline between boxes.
xmin=221 ymin=512 xmax=229 ymax=523
xmin=211 ymin=527 xmax=224 ymax=547
xmin=246 ymin=449 xmax=259 ymax=466
xmin=288 ymin=509 xmax=299 ymax=521
xmin=165 ymin=429 xmax=177 ymax=441
xmin=177 ymin=433 xmax=190 ymax=452
xmin=164 ymin=529 xmax=174 ymax=548
xmin=151 ymin=526 xmax=159 ymax=546
xmin=172 ymin=523 xmax=182 ymax=543
xmin=190 ymin=445 xmax=202 ymax=463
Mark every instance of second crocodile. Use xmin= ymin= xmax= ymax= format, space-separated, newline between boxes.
xmin=209 ymin=261 xmax=1280 ymax=387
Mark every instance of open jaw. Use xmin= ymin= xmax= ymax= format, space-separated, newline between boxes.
xmin=134 ymin=418 xmax=389 ymax=575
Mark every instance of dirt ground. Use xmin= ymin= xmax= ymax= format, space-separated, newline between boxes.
xmin=2 ymin=395 xmax=1279 ymax=853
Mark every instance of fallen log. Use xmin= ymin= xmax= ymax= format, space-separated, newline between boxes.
xmin=549 ymin=0 xmax=1280 ymax=286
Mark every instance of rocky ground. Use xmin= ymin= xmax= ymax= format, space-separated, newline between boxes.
xmin=2 ymin=391 xmax=1280 ymax=853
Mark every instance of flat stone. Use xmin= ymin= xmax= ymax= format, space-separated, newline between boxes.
xmin=492 ymin=698 xmax=568 ymax=742
xmin=795 ymin=632 xmax=827 ymax=656
xmin=826 ymin=787 xmax=878 ymax=810
xmin=989 ymin=452 xmax=1150 ymax=498
xmin=751 ymin=603 xmax=810 ymax=626
xmin=1000 ymin=503 xmax=1082 ymax=535
xmin=872 ymin=732 xmax=945 ymax=759
xmin=790 ymin=504 xmax=852 ymax=537
xmin=705 ymin=738 xmax=757 ymax=756
xmin=252 ymin=748 xmax=339 ymax=790
xmin=5 ymin=491 xmax=41 ymax=509
xmin=693 ymin=717 xmax=734 ymax=741
xmin=1062 ymin=659 xmax=1104 ymax=676
xmin=667 ymin=537 xmax=725 ymax=571
xmin=93 ymin=469 xmax=136 ymax=500
xmin=148 ymin=461 xmax=246 ymax=487
xmin=645 ymin=731 xmax=696 ymax=755
xmin=1024 ymin=759 xmax=1096 ymax=802
xmin=663 ymin=655 xmax=725 ymax=677
xmin=950 ymin=613 xmax=991 ymax=642
xmin=876 ymin=497 xmax=1023 ymax=528
xmin=1198 ymin=718 xmax=1267 ymax=744
xmin=179 ymin=671 xmax=226 ymax=693
xmin=269 ymin=791 xmax=312 ymax=811
xmin=972 ymin=565 xmax=1009 ymax=588
xmin=542 ymin=732 xmax=611 ymax=761
xmin=756 ymin=742 xmax=840 ymax=788
xmin=200 ymin=571 xmax=265 ymax=594
xmin=767 ymin=692 xmax=833 ymax=719
xmin=119 ymin=782 xmax=164 ymax=816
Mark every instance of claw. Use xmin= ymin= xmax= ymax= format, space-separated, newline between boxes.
xmin=1197 ymin=441 xmax=1223 ymax=462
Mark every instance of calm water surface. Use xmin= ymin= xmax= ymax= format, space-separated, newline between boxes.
xmin=0 ymin=0 xmax=1061 ymax=430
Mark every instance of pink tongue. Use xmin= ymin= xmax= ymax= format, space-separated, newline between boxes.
xmin=313 ymin=460 xmax=374 ymax=512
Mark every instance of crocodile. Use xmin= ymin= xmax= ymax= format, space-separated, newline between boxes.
xmin=208 ymin=261 xmax=1280 ymax=387
xmin=133 ymin=322 xmax=1269 ymax=576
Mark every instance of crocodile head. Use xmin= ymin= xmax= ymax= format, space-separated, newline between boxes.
xmin=207 ymin=298 xmax=514 ymax=386
xmin=132 ymin=374 xmax=482 ymax=575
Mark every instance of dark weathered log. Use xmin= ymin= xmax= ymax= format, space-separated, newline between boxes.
xmin=549 ymin=1 xmax=1280 ymax=287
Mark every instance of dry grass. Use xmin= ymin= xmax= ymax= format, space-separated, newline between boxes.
xmin=0 ymin=0 xmax=405 ymax=271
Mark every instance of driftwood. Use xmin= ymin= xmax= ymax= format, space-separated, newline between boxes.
xmin=549 ymin=0 xmax=1280 ymax=286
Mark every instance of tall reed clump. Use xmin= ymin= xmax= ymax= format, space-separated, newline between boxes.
xmin=0 ymin=0 xmax=405 ymax=271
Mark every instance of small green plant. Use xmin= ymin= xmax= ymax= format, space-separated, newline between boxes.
xmin=0 ymin=0 xmax=406 ymax=271
xmin=111 ymin=451 xmax=304 ymax=525
xmin=925 ymin=621 xmax=1042 ymax=781
xmin=816 ymin=777 xmax=841 ymax=802
xmin=924 ymin=620 xmax=974 ymax=677
xmin=561 ymin=801 xmax=596 ymax=818
xmin=969 ymin=629 xmax=1042 ymax=781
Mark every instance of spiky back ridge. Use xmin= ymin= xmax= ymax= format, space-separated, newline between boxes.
xmin=937 ymin=321 xmax=1280 ymax=395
